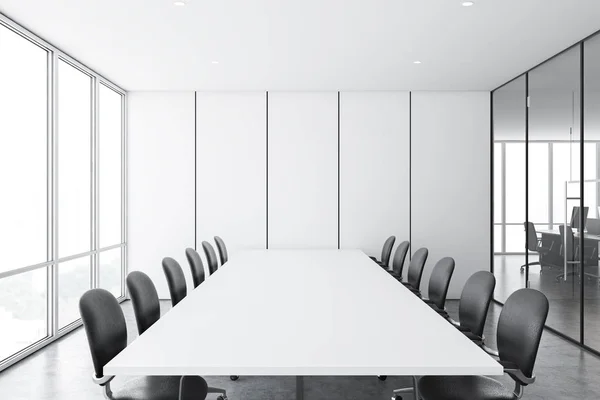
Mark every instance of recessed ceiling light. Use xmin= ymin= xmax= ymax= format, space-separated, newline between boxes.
xmin=413 ymin=61 xmax=422 ymax=64
xmin=211 ymin=61 xmax=219 ymax=64
xmin=462 ymin=1 xmax=474 ymax=6
xmin=174 ymin=1 xmax=186 ymax=6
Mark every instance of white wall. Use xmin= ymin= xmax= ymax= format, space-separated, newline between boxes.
xmin=339 ymin=91 xmax=410 ymax=258
xmin=196 ymin=92 xmax=267 ymax=258
xmin=127 ymin=90 xmax=491 ymax=299
xmin=267 ymin=92 xmax=339 ymax=249
xmin=128 ymin=92 xmax=196 ymax=298
xmin=411 ymin=91 xmax=491 ymax=298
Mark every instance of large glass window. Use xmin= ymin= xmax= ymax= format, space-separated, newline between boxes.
xmin=0 ymin=269 xmax=47 ymax=362
xmin=58 ymin=256 xmax=91 ymax=329
xmin=100 ymin=248 xmax=122 ymax=298
xmin=0 ymin=26 xmax=48 ymax=271
xmin=99 ymin=84 xmax=123 ymax=248
xmin=58 ymin=60 xmax=92 ymax=257
xmin=0 ymin=19 xmax=126 ymax=371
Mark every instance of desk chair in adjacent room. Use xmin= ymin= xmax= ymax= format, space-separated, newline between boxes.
xmin=185 ymin=248 xmax=206 ymax=288
xmin=79 ymin=289 xmax=212 ymax=400
xmin=386 ymin=241 xmax=410 ymax=280
xmin=202 ymin=241 xmax=219 ymax=275
xmin=214 ymin=236 xmax=228 ymax=265
xmin=417 ymin=288 xmax=549 ymax=400
xmin=369 ymin=235 xmax=396 ymax=269
xmin=162 ymin=257 xmax=187 ymax=307
xmin=126 ymin=273 xmax=229 ymax=399
xmin=521 ymin=222 xmax=553 ymax=272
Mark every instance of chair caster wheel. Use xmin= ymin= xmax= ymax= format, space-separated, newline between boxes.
xmin=230 ymin=375 xmax=239 ymax=381
xmin=217 ymin=396 xmax=227 ymax=400
xmin=378 ymin=375 xmax=387 ymax=381
xmin=391 ymin=396 xmax=402 ymax=400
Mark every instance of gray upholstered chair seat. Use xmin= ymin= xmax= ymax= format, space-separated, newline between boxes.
xmin=418 ymin=376 xmax=516 ymax=400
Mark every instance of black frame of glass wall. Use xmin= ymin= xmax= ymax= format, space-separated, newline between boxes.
xmin=491 ymin=29 xmax=600 ymax=356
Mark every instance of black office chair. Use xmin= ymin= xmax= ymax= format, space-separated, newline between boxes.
xmin=214 ymin=236 xmax=228 ymax=266
xmin=454 ymin=271 xmax=496 ymax=340
xmin=432 ymin=271 xmax=497 ymax=353
xmin=162 ymin=257 xmax=187 ymax=307
xmin=370 ymin=236 xmax=396 ymax=269
xmin=417 ymin=288 xmax=549 ymax=400
xmin=401 ymin=247 xmax=429 ymax=294
xmin=420 ymin=257 xmax=455 ymax=311
xmin=126 ymin=271 xmax=161 ymax=335
xmin=202 ymin=241 xmax=219 ymax=276
xmin=521 ymin=222 xmax=553 ymax=272
xmin=386 ymin=241 xmax=410 ymax=280
xmin=79 ymin=288 xmax=213 ymax=400
xmin=185 ymin=248 xmax=206 ymax=288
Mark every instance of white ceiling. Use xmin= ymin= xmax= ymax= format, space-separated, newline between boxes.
xmin=1 ymin=0 xmax=600 ymax=92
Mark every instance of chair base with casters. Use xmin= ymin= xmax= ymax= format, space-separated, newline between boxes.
xmin=230 ymin=376 xmax=239 ymax=381
xmin=520 ymin=260 xmax=547 ymax=272
xmin=389 ymin=376 xmax=420 ymax=400
xmin=93 ymin=374 xmax=219 ymax=400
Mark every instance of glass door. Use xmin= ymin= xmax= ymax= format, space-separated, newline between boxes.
xmin=528 ymin=45 xmax=581 ymax=342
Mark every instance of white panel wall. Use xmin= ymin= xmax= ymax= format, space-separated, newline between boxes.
xmin=339 ymin=92 xmax=410 ymax=259
xmin=128 ymin=92 xmax=195 ymax=298
xmin=196 ymin=93 xmax=267 ymax=258
xmin=268 ymin=92 xmax=338 ymax=248
xmin=411 ymin=92 xmax=490 ymax=298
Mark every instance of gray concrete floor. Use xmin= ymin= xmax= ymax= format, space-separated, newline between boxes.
xmin=0 ymin=300 xmax=599 ymax=399
xmin=495 ymin=254 xmax=600 ymax=350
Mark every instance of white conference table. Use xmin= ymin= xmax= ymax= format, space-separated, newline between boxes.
xmin=105 ymin=249 xmax=501 ymax=399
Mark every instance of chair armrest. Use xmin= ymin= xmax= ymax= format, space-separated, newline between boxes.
xmin=481 ymin=344 xmax=499 ymax=357
xmin=369 ymin=256 xmax=378 ymax=262
xmin=92 ymin=374 xmax=114 ymax=386
xmin=500 ymin=361 xmax=536 ymax=385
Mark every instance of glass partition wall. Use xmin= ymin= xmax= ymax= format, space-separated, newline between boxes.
xmin=493 ymin=32 xmax=600 ymax=353
xmin=0 ymin=15 xmax=127 ymax=371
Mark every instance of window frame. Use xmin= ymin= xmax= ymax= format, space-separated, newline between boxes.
xmin=0 ymin=13 xmax=127 ymax=372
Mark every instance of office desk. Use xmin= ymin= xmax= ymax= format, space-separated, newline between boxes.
xmin=105 ymin=250 xmax=501 ymax=399
xmin=538 ymin=229 xmax=600 ymax=269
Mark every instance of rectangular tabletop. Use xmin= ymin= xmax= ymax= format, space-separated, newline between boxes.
xmin=105 ymin=250 xmax=501 ymax=377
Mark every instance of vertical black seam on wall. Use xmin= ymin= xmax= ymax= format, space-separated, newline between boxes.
xmin=338 ymin=91 xmax=341 ymax=250
xmin=580 ymin=42 xmax=585 ymax=345
xmin=409 ymin=91 xmax=412 ymax=260
xmin=490 ymin=91 xmax=494 ymax=275
xmin=525 ymin=73 xmax=529 ymax=287
xmin=194 ymin=92 xmax=197 ymax=251
xmin=266 ymin=91 xmax=269 ymax=250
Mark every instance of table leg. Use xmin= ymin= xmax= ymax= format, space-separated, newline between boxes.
xmin=296 ymin=376 xmax=304 ymax=400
